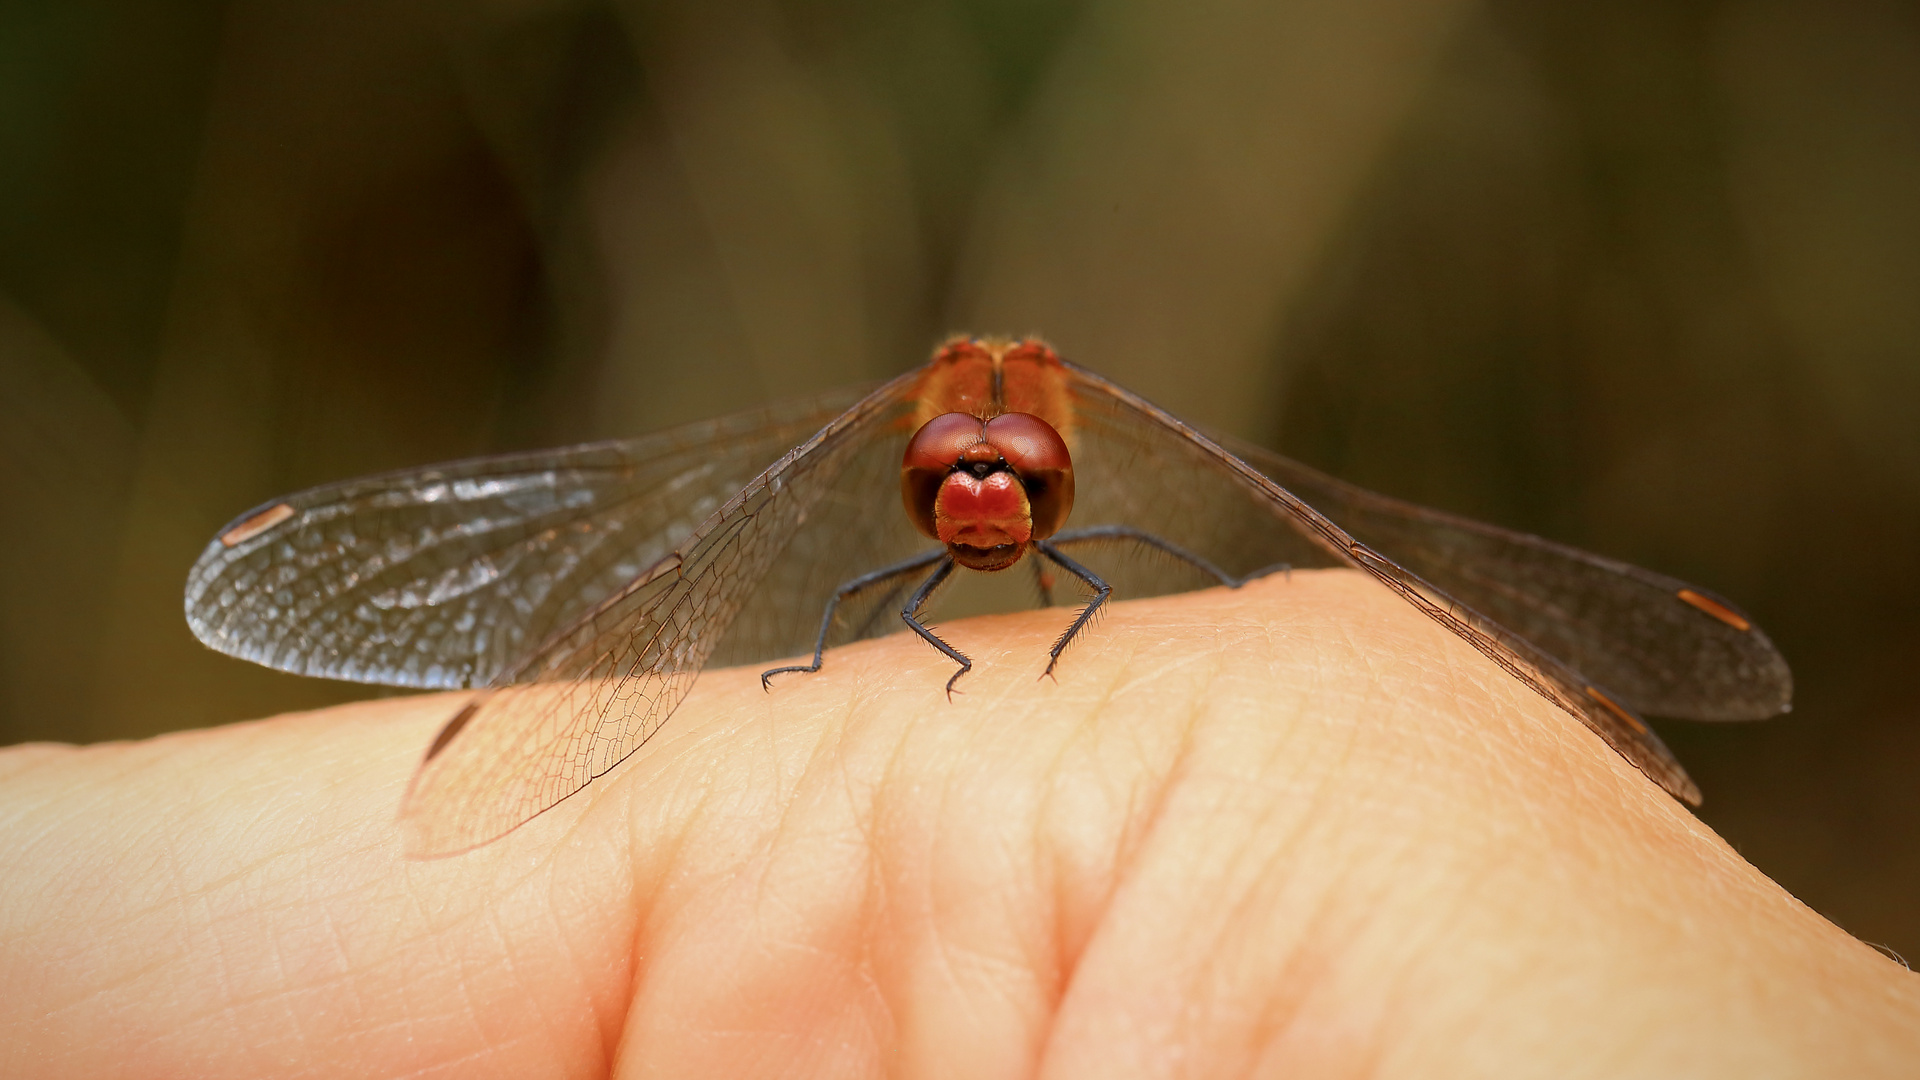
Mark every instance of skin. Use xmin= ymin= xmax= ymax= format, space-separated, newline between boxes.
xmin=1 ymin=569 xmax=1915 ymax=1078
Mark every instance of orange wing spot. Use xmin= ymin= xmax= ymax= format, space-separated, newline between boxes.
xmin=220 ymin=502 xmax=295 ymax=547
xmin=1676 ymin=588 xmax=1752 ymax=632
xmin=1585 ymin=685 xmax=1650 ymax=736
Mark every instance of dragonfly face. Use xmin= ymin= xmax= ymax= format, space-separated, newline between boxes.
xmin=900 ymin=340 xmax=1077 ymax=572
xmin=183 ymin=334 xmax=1794 ymax=855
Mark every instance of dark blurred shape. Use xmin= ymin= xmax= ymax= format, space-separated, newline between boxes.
xmin=1 ymin=0 xmax=1915 ymax=957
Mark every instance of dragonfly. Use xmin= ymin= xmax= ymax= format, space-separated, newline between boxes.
xmin=184 ymin=337 xmax=1793 ymax=856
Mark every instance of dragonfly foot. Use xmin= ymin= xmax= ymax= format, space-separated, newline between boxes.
xmin=760 ymin=664 xmax=816 ymax=691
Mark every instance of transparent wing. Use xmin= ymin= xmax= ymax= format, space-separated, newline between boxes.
xmin=183 ymin=389 xmax=867 ymax=689
xmin=398 ymin=370 xmax=936 ymax=855
xmin=1050 ymin=362 xmax=1794 ymax=805
xmin=1217 ymin=438 xmax=1791 ymax=721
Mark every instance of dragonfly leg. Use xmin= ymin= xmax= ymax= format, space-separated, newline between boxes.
xmin=761 ymin=548 xmax=950 ymax=689
xmin=898 ymin=556 xmax=972 ymax=698
xmin=1047 ymin=524 xmax=1288 ymax=587
xmin=1032 ymin=540 xmax=1114 ymax=679
xmin=1030 ymin=557 xmax=1057 ymax=608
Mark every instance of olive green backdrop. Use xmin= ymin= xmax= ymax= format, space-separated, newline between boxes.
xmin=5 ymin=0 xmax=1917 ymax=960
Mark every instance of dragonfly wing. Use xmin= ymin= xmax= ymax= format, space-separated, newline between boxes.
xmin=399 ymin=370 xmax=929 ymax=855
xmin=183 ymin=389 xmax=866 ymax=688
xmin=1058 ymin=362 xmax=1706 ymax=805
xmin=1219 ymin=438 xmax=1791 ymax=721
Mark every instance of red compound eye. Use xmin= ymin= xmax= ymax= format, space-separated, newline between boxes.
xmin=899 ymin=411 xmax=1075 ymax=560
xmin=901 ymin=412 xmax=986 ymax=539
xmin=981 ymin=412 xmax=1073 ymax=540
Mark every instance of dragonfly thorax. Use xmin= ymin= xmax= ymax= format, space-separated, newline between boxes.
xmin=901 ymin=410 xmax=1075 ymax=572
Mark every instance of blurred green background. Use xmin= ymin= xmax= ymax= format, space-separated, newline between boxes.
xmin=3 ymin=0 xmax=1917 ymax=958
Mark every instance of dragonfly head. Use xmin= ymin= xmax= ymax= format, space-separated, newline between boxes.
xmin=902 ymin=410 xmax=1075 ymax=572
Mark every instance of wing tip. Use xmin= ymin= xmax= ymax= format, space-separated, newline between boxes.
xmin=1670 ymin=770 xmax=1704 ymax=807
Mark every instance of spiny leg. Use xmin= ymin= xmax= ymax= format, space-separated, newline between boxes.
xmin=899 ymin=556 xmax=972 ymax=697
xmin=1031 ymin=540 xmax=1113 ymax=679
xmin=1047 ymin=524 xmax=1290 ymax=587
xmin=761 ymin=548 xmax=950 ymax=689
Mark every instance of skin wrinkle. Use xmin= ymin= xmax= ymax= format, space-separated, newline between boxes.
xmin=1027 ymin=704 xmax=1086 ymax=993
xmin=23 ymin=834 xmax=178 ymax=992
xmin=1099 ymin=653 xmax=1211 ymax=886
xmin=434 ymin=913 xmax=503 ymax=1069
xmin=1470 ymin=741 xmax=1575 ymax=932
xmin=9 ymin=746 xmax=145 ymax=866
xmin=1097 ymin=602 xmax=1231 ymax=697
xmin=619 ymin=696 xmax=740 ymax=877
xmin=535 ymin=853 xmax=619 ymax=1072
xmin=166 ymin=978 xmax=260 ymax=1077
xmin=1230 ymin=639 xmax=1359 ymax=850
xmin=1428 ymin=760 xmax=1797 ymax=1060
xmin=185 ymin=835 xmax=253 ymax=1059
xmin=1496 ymin=710 xmax=1577 ymax=859
xmin=825 ymin=649 xmax=911 ymax=1059
xmin=265 ymin=892 xmax=328 ymax=1057
xmin=561 ymin=878 xmax=634 ymax=1071
xmin=1013 ymin=687 xmax=1121 ymax=1053
xmin=177 ymin=829 xmax=331 ymax=917
xmin=1404 ymin=686 xmax=1631 ymax=1030
xmin=1034 ymin=691 xmax=1138 ymax=1020
xmin=1037 ymin=662 xmax=1227 ymax=1070
xmin=1288 ymin=833 xmax=1421 ymax=1077
xmin=393 ymin=1029 xmax=540 ymax=1080
xmin=60 ymin=714 xmax=484 ymax=1074
xmin=1023 ymin=806 xmax=1071 ymax=1024
xmin=395 ymin=859 xmax=481 ymax=964
xmin=832 ymin=684 xmax=906 ymax=1070
xmin=921 ymin=740 xmax=993 ymax=1052
xmin=1193 ymin=676 xmax=1380 ymax=1071
xmin=877 ymin=666 xmax=998 ymax=1071
xmin=1454 ymin=675 xmax=1570 ymax=819
xmin=611 ymin=678 xmax=786 ymax=1068
xmin=754 ymin=708 xmax=855 ymax=905
xmin=1190 ymin=595 xmax=1536 ymax=1068
xmin=1390 ymin=614 xmax=1576 ymax=870
xmin=1243 ymin=877 xmax=1375 ymax=1078
xmin=1393 ymin=840 xmax=1513 ymax=1064
xmin=411 ymin=856 xmax=564 ymax=1068
xmin=829 ymin=722 xmax=879 ymax=1045
xmin=484 ymin=882 xmax=560 ymax=1060
xmin=950 ymin=711 xmax=1068 ymax=1069
xmin=648 ymin=649 xmax=894 ymax=1072
xmin=1307 ymin=617 xmax=1412 ymax=812
xmin=1408 ymin=700 xmax=1511 ymax=850
xmin=1031 ymin=647 xmax=1184 ymax=978
xmin=1378 ymin=808 xmax=1556 ymax=1069
xmin=1201 ymin=829 xmax=1330 ymax=1069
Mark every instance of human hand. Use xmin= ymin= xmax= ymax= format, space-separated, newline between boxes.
xmin=3 ymin=571 xmax=1913 ymax=1077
